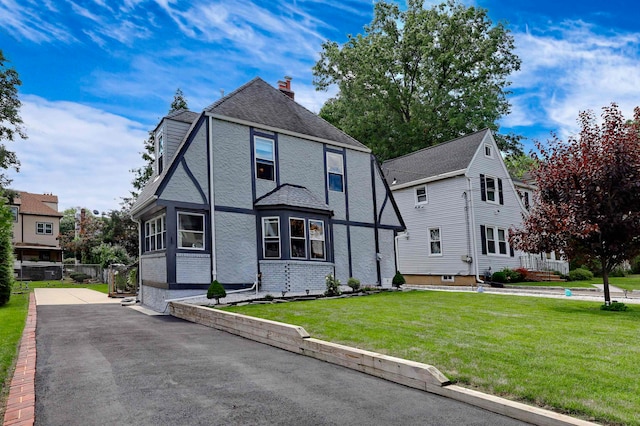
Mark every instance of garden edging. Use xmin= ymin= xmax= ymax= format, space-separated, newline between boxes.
xmin=169 ymin=302 xmax=598 ymax=426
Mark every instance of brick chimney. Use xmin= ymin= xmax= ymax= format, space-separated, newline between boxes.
xmin=278 ymin=76 xmax=294 ymax=100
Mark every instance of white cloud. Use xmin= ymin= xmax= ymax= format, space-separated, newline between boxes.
xmin=507 ymin=20 xmax=640 ymax=139
xmin=7 ymin=96 xmax=148 ymax=212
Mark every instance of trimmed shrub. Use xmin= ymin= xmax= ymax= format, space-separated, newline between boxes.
xmin=601 ymin=301 xmax=629 ymax=312
xmin=392 ymin=271 xmax=405 ymax=288
xmin=491 ymin=271 xmax=507 ymax=283
xmin=514 ymin=267 xmax=529 ymax=281
xmin=347 ymin=277 xmax=361 ymax=292
xmin=207 ymin=280 xmax=226 ymax=304
xmin=70 ymin=273 xmax=89 ymax=283
xmin=568 ymin=268 xmax=594 ymax=281
xmin=503 ymin=268 xmax=524 ymax=283
xmin=325 ymin=274 xmax=341 ymax=296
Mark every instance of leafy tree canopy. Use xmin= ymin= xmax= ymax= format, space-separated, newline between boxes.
xmin=313 ymin=0 xmax=522 ymax=161
xmin=0 ymin=50 xmax=26 ymax=188
xmin=511 ymin=104 xmax=640 ymax=304
xmin=504 ymin=152 xmax=536 ymax=179
xmin=170 ymin=88 xmax=188 ymax=113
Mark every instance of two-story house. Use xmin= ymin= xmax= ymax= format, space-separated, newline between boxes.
xmin=131 ymin=77 xmax=404 ymax=311
xmin=10 ymin=191 xmax=63 ymax=281
xmin=382 ymin=129 xmax=568 ymax=286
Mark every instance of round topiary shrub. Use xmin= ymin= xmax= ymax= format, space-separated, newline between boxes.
xmin=347 ymin=277 xmax=361 ymax=292
xmin=491 ymin=271 xmax=507 ymax=283
xmin=568 ymin=268 xmax=594 ymax=281
xmin=207 ymin=280 xmax=226 ymax=304
xmin=392 ymin=271 xmax=405 ymax=288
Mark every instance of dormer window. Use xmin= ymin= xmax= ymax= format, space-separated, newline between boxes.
xmin=255 ymin=137 xmax=275 ymax=181
xmin=157 ymin=132 xmax=164 ymax=174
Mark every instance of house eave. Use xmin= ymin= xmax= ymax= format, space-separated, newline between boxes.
xmin=389 ymin=169 xmax=467 ymax=191
xmin=130 ymin=195 xmax=159 ymax=217
xmin=206 ymin=113 xmax=371 ymax=154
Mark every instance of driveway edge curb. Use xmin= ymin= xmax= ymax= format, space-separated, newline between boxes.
xmin=170 ymin=302 xmax=598 ymax=426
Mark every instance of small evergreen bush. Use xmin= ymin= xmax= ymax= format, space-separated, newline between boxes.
xmin=70 ymin=272 xmax=89 ymax=283
xmin=502 ymin=268 xmax=524 ymax=283
xmin=325 ymin=274 xmax=341 ymax=296
xmin=601 ymin=301 xmax=629 ymax=311
xmin=491 ymin=271 xmax=507 ymax=283
xmin=347 ymin=277 xmax=361 ymax=292
xmin=207 ymin=280 xmax=226 ymax=304
xmin=392 ymin=271 xmax=405 ymax=288
xmin=568 ymin=268 xmax=594 ymax=281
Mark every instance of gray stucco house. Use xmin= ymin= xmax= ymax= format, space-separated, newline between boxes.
xmin=131 ymin=77 xmax=404 ymax=311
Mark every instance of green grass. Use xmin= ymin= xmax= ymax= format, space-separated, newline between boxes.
xmin=0 ymin=280 xmax=108 ymax=414
xmin=225 ymin=291 xmax=640 ymax=425
xmin=584 ymin=274 xmax=640 ymax=291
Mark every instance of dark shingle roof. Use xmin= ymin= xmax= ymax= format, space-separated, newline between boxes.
xmin=382 ymin=129 xmax=490 ymax=186
xmin=254 ymin=184 xmax=331 ymax=213
xmin=206 ymin=78 xmax=368 ymax=151
xmin=166 ymin=109 xmax=199 ymax=124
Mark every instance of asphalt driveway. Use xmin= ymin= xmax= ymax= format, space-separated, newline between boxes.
xmin=35 ymin=301 xmax=528 ymax=425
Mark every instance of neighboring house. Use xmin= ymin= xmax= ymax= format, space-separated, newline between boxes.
xmin=382 ymin=129 xmax=568 ymax=286
xmin=10 ymin=191 xmax=63 ymax=280
xmin=131 ymin=77 xmax=404 ymax=311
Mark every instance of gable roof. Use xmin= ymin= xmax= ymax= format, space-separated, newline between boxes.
xmin=254 ymin=184 xmax=332 ymax=214
xmin=381 ymin=129 xmax=491 ymax=187
xmin=205 ymin=77 xmax=368 ymax=151
xmin=13 ymin=191 xmax=62 ymax=217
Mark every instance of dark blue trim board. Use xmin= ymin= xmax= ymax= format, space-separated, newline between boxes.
xmin=370 ymin=156 xmax=381 ymax=284
xmin=180 ymin=158 xmax=208 ymax=204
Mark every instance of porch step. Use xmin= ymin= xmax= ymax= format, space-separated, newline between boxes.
xmin=527 ymin=271 xmax=565 ymax=282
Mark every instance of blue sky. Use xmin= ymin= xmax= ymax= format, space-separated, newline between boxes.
xmin=1 ymin=0 xmax=639 ymax=213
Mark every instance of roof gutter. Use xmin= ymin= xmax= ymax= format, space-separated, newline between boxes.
xmin=389 ymin=169 xmax=467 ymax=191
xmin=130 ymin=195 xmax=158 ymax=217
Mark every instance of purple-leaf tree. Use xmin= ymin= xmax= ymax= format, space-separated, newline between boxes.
xmin=510 ymin=104 xmax=640 ymax=305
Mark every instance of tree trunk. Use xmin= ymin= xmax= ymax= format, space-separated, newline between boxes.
xmin=602 ymin=268 xmax=611 ymax=305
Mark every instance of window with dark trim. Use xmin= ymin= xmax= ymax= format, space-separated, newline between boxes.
xmin=144 ymin=215 xmax=166 ymax=252
xmin=10 ymin=206 xmax=18 ymax=222
xmin=255 ymin=137 xmax=275 ymax=181
xmin=326 ymin=152 xmax=344 ymax=192
xmin=157 ymin=131 xmax=164 ymax=174
xmin=290 ymin=218 xmax=306 ymax=258
xmin=480 ymin=225 xmax=511 ymax=256
xmin=262 ymin=217 xmax=280 ymax=259
xmin=178 ymin=212 xmax=205 ymax=250
xmin=480 ymin=174 xmax=503 ymax=205
xmin=36 ymin=222 xmax=53 ymax=235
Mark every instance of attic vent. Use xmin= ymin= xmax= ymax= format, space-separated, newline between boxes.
xmin=278 ymin=76 xmax=294 ymax=100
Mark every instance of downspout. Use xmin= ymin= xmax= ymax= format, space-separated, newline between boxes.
xmin=467 ymin=177 xmax=484 ymax=284
xmin=394 ymin=231 xmax=409 ymax=274
xmin=208 ymin=117 xmax=217 ymax=281
xmin=132 ymin=217 xmax=143 ymax=303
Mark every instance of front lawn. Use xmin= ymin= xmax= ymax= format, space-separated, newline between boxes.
xmin=584 ymin=274 xmax=640 ymax=291
xmin=225 ymin=291 xmax=639 ymax=425
xmin=0 ymin=281 xmax=108 ymax=416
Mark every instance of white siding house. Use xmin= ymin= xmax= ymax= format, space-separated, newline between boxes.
xmin=382 ymin=129 xmax=568 ymax=285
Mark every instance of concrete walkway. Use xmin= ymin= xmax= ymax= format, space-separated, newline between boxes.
xmin=33 ymin=288 xmax=122 ymax=305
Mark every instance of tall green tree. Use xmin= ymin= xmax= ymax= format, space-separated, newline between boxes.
xmin=0 ymin=50 xmax=25 ymax=188
xmin=170 ymin=88 xmax=188 ymax=113
xmin=313 ymin=0 xmax=521 ymax=161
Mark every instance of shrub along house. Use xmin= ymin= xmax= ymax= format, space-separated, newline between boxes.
xmin=131 ymin=77 xmax=404 ymax=311
xmin=382 ymin=129 xmax=568 ymax=286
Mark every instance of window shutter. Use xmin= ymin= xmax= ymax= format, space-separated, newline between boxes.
xmin=509 ymin=230 xmax=515 ymax=257
xmin=498 ymin=178 xmax=504 ymax=205
xmin=480 ymin=225 xmax=487 ymax=255
xmin=480 ymin=174 xmax=486 ymax=201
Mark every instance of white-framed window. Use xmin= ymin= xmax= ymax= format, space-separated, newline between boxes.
xmin=10 ymin=206 xmax=18 ymax=222
xmin=144 ymin=215 xmax=166 ymax=252
xmin=309 ymin=219 xmax=326 ymax=260
xmin=262 ymin=217 xmax=280 ymax=259
xmin=415 ymin=186 xmax=427 ymax=204
xmin=482 ymin=225 xmax=509 ymax=256
xmin=36 ymin=222 xmax=53 ymax=235
xmin=289 ymin=217 xmax=306 ymax=259
xmin=428 ymin=227 xmax=442 ymax=255
xmin=255 ymin=136 xmax=275 ymax=181
xmin=157 ymin=131 xmax=164 ymax=174
xmin=326 ymin=152 xmax=344 ymax=192
xmin=484 ymin=144 xmax=493 ymax=158
xmin=441 ymin=275 xmax=455 ymax=283
xmin=178 ymin=212 xmax=205 ymax=250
